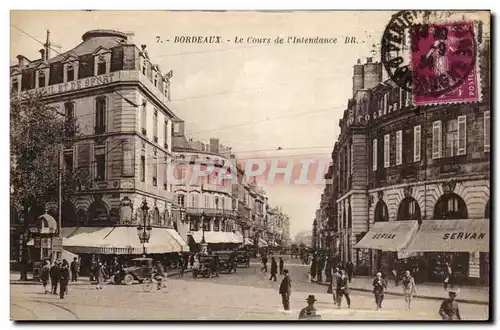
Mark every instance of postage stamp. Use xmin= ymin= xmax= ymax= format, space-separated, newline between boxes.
xmin=410 ymin=21 xmax=480 ymax=105
xmin=381 ymin=11 xmax=482 ymax=106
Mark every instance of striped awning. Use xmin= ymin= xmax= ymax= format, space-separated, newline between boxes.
xmin=59 ymin=226 xmax=189 ymax=255
xmin=190 ymin=231 xmax=241 ymax=244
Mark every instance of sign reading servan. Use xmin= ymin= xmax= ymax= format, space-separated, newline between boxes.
xmin=354 ymin=220 xmax=419 ymax=252
xmin=406 ymin=219 xmax=489 ymax=253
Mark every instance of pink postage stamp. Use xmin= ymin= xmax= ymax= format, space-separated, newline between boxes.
xmin=410 ymin=21 xmax=480 ymax=106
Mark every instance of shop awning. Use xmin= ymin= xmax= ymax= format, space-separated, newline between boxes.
xmin=60 ymin=226 xmax=189 ymax=255
xmin=190 ymin=231 xmax=241 ymax=244
xmin=405 ymin=219 xmax=489 ymax=252
xmin=354 ymin=220 xmax=419 ymax=252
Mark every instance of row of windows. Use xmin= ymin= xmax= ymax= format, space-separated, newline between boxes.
xmin=176 ymin=194 xmax=232 ymax=210
xmin=140 ymin=103 xmax=170 ymax=149
xmin=11 ymin=55 xmax=110 ymax=92
xmin=372 ymin=113 xmax=490 ymax=170
xmin=63 ymin=97 xmax=107 ymax=134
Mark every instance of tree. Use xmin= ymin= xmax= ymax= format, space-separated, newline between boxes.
xmin=10 ymin=91 xmax=90 ymax=280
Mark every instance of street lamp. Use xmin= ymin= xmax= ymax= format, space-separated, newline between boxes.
xmin=137 ymin=199 xmax=152 ymax=257
xmin=312 ymin=220 xmax=318 ymax=250
xmin=200 ymin=211 xmax=208 ymax=255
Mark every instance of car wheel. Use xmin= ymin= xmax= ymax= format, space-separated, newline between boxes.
xmin=123 ymin=274 xmax=134 ymax=285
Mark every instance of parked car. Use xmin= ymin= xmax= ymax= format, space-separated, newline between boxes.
xmin=213 ymin=251 xmax=237 ymax=273
xmin=193 ymin=255 xmax=220 ymax=278
xmin=115 ymin=257 xmax=154 ymax=285
xmin=234 ymin=250 xmax=250 ymax=268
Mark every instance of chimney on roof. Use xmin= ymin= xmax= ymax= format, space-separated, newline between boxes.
xmin=16 ymin=55 xmax=26 ymax=67
xmin=210 ymin=138 xmax=220 ymax=154
xmin=125 ymin=32 xmax=135 ymax=44
xmin=44 ymin=30 xmax=51 ymax=61
xmin=39 ymin=49 xmax=45 ymax=60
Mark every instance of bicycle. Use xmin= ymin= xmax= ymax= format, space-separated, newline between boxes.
xmin=142 ymin=274 xmax=167 ymax=292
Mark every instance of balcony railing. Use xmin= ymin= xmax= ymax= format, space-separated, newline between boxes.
xmin=184 ymin=207 xmax=237 ymax=218
xmin=202 ymin=183 xmax=232 ymax=195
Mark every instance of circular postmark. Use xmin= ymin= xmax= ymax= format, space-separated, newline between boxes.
xmin=381 ymin=11 xmax=477 ymax=99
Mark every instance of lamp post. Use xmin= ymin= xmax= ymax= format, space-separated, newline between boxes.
xmin=137 ymin=199 xmax=152 ymax=257
xmin=200 ymin=211 xmax=207 ymax=255
xmin=312 ymin=220 xmax=318 ymax=250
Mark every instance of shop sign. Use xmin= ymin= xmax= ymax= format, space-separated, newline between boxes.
xmin=371 ymin=233 xmax=396 ymax=239
xmin=442 ymin=232 xmax=486 ymax=240
xmin=52 ymin=237 xmax=63 ymax=252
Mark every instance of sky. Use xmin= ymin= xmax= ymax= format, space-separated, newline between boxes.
xmin=10 ymin=10 xmax=393 ymax=236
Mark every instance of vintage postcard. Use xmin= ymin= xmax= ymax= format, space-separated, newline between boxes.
xmin=9 ymin=10 xmax=490 ymax=321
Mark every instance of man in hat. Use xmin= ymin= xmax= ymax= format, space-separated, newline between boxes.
xmin=439 ymin=289 xmax=461 ymax=320
xmin=336 ymin=269 xmax=351 ymax=308
xmin=279 ymin=269 xmax=292 ymax=311
xmin=298 ymin=295 xmax=319 ymax=320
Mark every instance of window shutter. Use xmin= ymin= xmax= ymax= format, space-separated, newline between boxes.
xmin=432 ymin=121 xmax=442 ymax=159
xmin=384 ymin=134 xmax=390 ymax=168
xmin=373 ymin=139 xmax=378 ymax=171
xmin=396 ymin=130 xmax=402 ymax=165
xmin=383 ymin=94 xmax=388 ymax=114
xmin=414 ymin=125 xmax=421 ymax=162
xmin=457 ymin=115 xmax=467 ymax=155
xmin=484 ymin=111 xmax=490 ymax=152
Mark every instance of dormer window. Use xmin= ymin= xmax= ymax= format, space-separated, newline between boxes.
xmin=67 ymin=66 xmax=75 ymax=82
xmin=97 ymin=59 xmax=106 ymax=75
xmin=37 ymin=71 xmax=46 ymax=88
xmin=11 ymin=77 xmax=19 ymax=92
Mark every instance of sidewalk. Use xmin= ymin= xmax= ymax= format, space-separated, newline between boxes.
xmin=10 ymin=269 xmax=192 ymax=286
xmin=313 ymin=276 xmax=489 ymax=305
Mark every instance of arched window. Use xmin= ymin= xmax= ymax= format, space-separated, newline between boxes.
xmin=61 ymin=200 xmax=78 ymax=226
xmin=152 ymin=207 xmax=160 ymax=226
xmin=485 ymin=199 xmax=490 ymax=218
xmin=374 ymin=201 xmax=389 ymax=222
xmin=88 ymin=200 xmax=109 ymax=224
xmin=433 ymin=193 xmax=468 ymax=219
xmin=397 ymin=197 xmax=422 ymax=224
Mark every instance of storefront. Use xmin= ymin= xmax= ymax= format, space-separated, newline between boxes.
xmin=188 ymin=230 xmax=243 ymax=252
xmin=404 ymin=219 xmax=489 ymax=285
xmin=354 ymin=220 xmax=419 ymax=276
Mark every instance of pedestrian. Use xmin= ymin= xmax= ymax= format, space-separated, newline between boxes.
xmin=178 ymin=256 xmax=185 ymax=278
xmin=270 ymin=257 xmax=278 ymax=281
xmin=401 ymin=270 xmax=417 ymax=310
xmin=298 ymin=295 xmax=319 ymax=320
xmin=261 ymin=255 xmax=268 ymax=272
xmin=183 ymin=253 xmax=189 ymax=270
xmin=70 ymin=257 xmax=79 ymax=282
xmin=189 ymin=253 xmax=195 ymax=269
xmin=346 ymin=260 xmax=354 ymax=283
xmin=439 ymin=289 xmax=461 ymax=320
xmin=443 ymin=261 xmax=453 ymax=290
xmin=373 ymin=272 xmax=387 ymax=310
xmin=50 ymin=260 xmax=61 ymax=295
xmin=96 ymin=262 xmax=105 ymax=290
xmin=89 ymin=256 xmax=97 ymax=282
xmin=316 ymin=257 xmax=323 ymax=283
xmin=336 ymin=270 xmax=351 ymax=308
xmin=279 ymin=257 xmax=284 ymax=275
xmin=279 ymin=269 xmax=292 ymax=311
xmin=310 ymin=256 xmax=317 ymax=279
xmin=331 ymin=268 xmax=340 ymax=305
xmin=59 ymin=259 xmax=70 ymax=299
xmin=40 ymin=260 xmax=51 ymax=294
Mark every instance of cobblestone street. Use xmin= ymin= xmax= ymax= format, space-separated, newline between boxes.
xmin=11 ymin=263 xmax=489 ymax=320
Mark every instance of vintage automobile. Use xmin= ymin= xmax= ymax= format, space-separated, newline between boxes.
xmin=213 ymin=251 xmax=237 ymax=274
xmin=115 ymin=257 xmax=154 ymax=285
xmin=234 ymin=250 xmax=250 ymax=268
xmin=193 ymin=255 xmax=220 ymax=278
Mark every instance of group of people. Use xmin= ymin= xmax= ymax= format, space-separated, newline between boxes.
xmin=39 ymin=257 xmax=80 ymax=299
xmin=260 ymin=255 xmax=285 ymax=281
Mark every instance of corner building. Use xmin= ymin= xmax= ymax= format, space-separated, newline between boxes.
xmin=333 ymin=45 xmax=490 ymax=284
xmin=11 ymin=30 xmax=188 ymax=258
